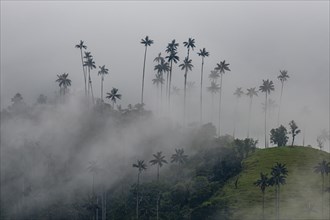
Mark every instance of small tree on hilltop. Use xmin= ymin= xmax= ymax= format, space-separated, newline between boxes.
xmin=289 ymin=120 xmax=301 ymax=146
xmin=270 ymin=125 xmax=288 ymax=147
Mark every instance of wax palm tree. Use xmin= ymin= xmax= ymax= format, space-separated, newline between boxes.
xmin=152 ymin=73 xmax=165 ymax=111
xmin=171 ymin=148 xmax=188 ymax=165
xmin=259 ymin=79 xmax=275 ymax=148
xmin=246 ymin=88 xmax=258 ymax=138
xmin=149 ymin=152 xmax=168 ymax=182
xmin=133 ymin=160 xmax=147 ymax=220
xmin=75 ymin=40 xmax=87 ymax=96
xmin=269 ymin=162 xmax=288 ymax=220
xmin=154 ymin=60 xmax=170 ymax=105
xmin=106 ymin=88 xmax=122 ymax=108
xmin=288 ymin=120 xmax=301 ymax=146
xmin=277 ymin=70 xmax=289 ymax=125
xmin=140 ymin=36 xmax=154 ymax=104
xmin=84 ymin=57 xmax=96 ymax=103
xmin=55 ymin=73 xmax=71 ymax=96
xmin=197 ymin=48 xmax=209 ymax=124
xmin=233 ymin=87 xmax=244 ymax=138
xmin=98 ymin=65 xmax=109 ymax=101
xmin=154 ymin=53 xmax=164 ymax=64
xmin=165 ymin=50 xmax=180 ymax=108
xmin=214 ymin=60 xmax=231 ymax=136
xmin=209 ymin=69 xmax=220 ymax=82
xmin=254 ymin=172 xmax=270 ymax=220
xmin=183 ymin=38 xmax=196 ymax=59
xmin=314 ymin=160 xmax=330 ymax=219
xmin=179 ymin=58 xmax=194 ymax=124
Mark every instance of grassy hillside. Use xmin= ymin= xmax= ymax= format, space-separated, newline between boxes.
xmin=210 ymin=146 xmax=330 ymax=219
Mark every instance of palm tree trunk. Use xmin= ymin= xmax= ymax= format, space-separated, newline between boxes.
xmin=277 ymin=82 xmax=284 ymax=126
xmin=233 ymin=97 xmax=239 ymax=138
xmin=80 ymin=49 xmax=87 ymax=96
xmin=264 ymin=93 xmax=268 ymax=148
xmin=156 ymin=193 xmax=160 ymax=220
xmin=200 ymin=57 xmax=204 ymax=125
xmin=157 ymin=164 xmax=160 ymax=182
xmin=160 ymin=75 xmax=163 ymax=110
xmin=141 ymin=46 xmax=148 ymax=104
xmin=183 ymin=73 xmax=187 ymax=125
xmin=218 ymin=74 xmax=223 ymax=136
xmin=277 ymin=185 xmax=280 ymax=220
xmin=247 ymin=97 xmax=253 ymax=138
xmin=291 ymin=136 xmax=295 ymax=146
xmin=168 ymin=61 xmax=173 ymax=112
xmin=88 ymin=67 xmax=91 ymax=98
xmin=262 ymin=191 xmax=265 ymax=220
xmin=101 ymin=76 xmax=104 ymax=101
xmin=166 ymin=71 xmax=169 ymax=102
xmin=136 ymin=172 xmax=140 ymax=219
xmin=322 ymin=174 xmax=324 ymax=218
xmin=90 ymin=77 xmax=95 ymax=105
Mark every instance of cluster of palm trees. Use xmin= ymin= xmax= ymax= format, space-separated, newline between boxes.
xmin=132 ymin=149 xmax=188 ymax=220
xmin=254 ymin=162 xmax=289 ymax=220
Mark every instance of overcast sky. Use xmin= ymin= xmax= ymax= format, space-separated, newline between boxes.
xmin=1 ymin=1 xmax=329 ymax=144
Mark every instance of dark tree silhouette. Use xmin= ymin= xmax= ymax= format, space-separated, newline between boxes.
xmin=183 ymin=37 xmax=196 ymax=59
xmin=36 ymin=94 xmax=47 ymax=104
xmin=171 ymin=148 xmax=188 ymax=165
xmin=149 ymin=152 xmax=168 ymax=182
xmin=83 ymin=56 xmax=96 ymax=104
xmin=197 ymin=48 xmax=209 ymax=124
xmin=313 ymin=160 xmax=330 ymax=218
xmin=277 ymin=70 xmax=289 ymax=125
xmin=232 ymin=87 xmax=244 ymax=138
xmin=154 ymin=59 xmax=170 ymax=106
xmin=254 ymin=172 xmax=270 ymax=220
xmin=140 ymin=36 xmax=154 ymax=104
xmin=270 ymin=125 xmax=288 ymax=147
xmin=106 ymin=88 xmax=122 ymax=108
xmin=269 ymin=162 xmax=288 ymax=220
xmin=246 ymin=87 xmax=258 ymax=138
xmin=152 ymin=73 xmax=165 ymax=111
xmin=215 ymin=60 xmax=231 ymax=136
xmin=75 ymin=40 xmax=87 ymax=96
xmin=98 ymin=65 xmax=109 ymax=101
xmin=133 ymin=160 xmax=147 ymax=220
xmin=179 ymin=58 xmax=194 ymax=124
xmin=259 ymin=79 xmax=275 ymax=148
xmin=55 ymin=73 xmax=71 ymax=96
xmin=288 ymin=120 xmax=301 ymax=146
xmin=207 ymin=81 xmax=220 ymax=119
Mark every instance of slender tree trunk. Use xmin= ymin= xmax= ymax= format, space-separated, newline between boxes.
xmin=141 ymin=46 xmax=148 ymax=104
xmin=183 ymin=73 xmax=187 ymax=125
xmin=218 ymin=74 xmax=223 ymax=136
xmin=101 ymin=76 xmax=104 ymax=101
xmin=264 ymin=93 xmax=268 ymax=148
xmin=211 ymin=93 xmax=214 ymax=122
xmin=233 ymin=97 xmax=239 ymax=138
xmin=156 ymin=193 xmax=160 ymax=220
xmin=322 ymin=174 xmax=324 ymax=218
xmin=96 ymin=196 xmax=99 ymax=220
xmin=247 ymin=97 xmax=253 ymax=138
xmin=262 ymin=191 xmax=265 ymax=220
xmin=277 ymin=82 xmax=284 ymax=126
xmin=90 ymin=76 xmax=95 ymax=105
xmin=157 ymin=164 xmax=160 ymax=182
xmin=277 ymin=185 xmax=280 ymax=220
xmin=200 ymin=57 xmax=204 ymax=125
xmin=80 ymin=49 xmax=87 ymax=97
xmin=92 ymin=174 xmax=95 ymax=195
xmin=166 ymin=71 xmax=169 ymax=103
xmin=160 ymin=75 xmax=163 ymax=111
xmin=291 ymin=135 xmax=295 ymax=146
xmin=88 ymin=67 xmax=91 ymax=98
xmin=136 ymin=172 xmax=140 ymax=219
xmin=168 ymin=61 xmax=173 ymax=112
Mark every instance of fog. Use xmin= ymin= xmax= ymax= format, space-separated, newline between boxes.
xmin=0 ymin=1 xmax=329 ymax=219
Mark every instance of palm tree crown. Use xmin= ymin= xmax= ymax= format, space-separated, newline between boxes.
xmin=140 ymin=36 xmax=154 ymax=46
xmin=84 ymin=51 xmax=93 ymax=60
xmin=179 ymin=57 xmax=193 ymax=72
xmin=207 ymin=81 xmax=221 ymax=94
xmin=215 ymin=60 xmax=231 ymax=74
xmin=209 ymin=70 xmax=220 ymax=81
xmin=106 ymin=88 xmax=122 ymax=103
xmin=269 ymin=162 xmax=288 ymax=186
xmin=313 ymin=160 xmax=330 ymax=176
xmin=133 ymin=160 xmax=147 ymax=173
xmin=259 ymin=79 xmax=275 ymax=94
xmin=246 ymin=87 xmax=258 ymax=98
xmin=75 ymin=40 xmax=87 ymax=50
xmin=149 ymin=152 xmax=168 ymax=167
xmin=154 ymin=53 xmax=165 ymax=63
xmin=154 ymin=59 xmax=170 ymax=74
xmin=152 ymin=73 xmax=165 ymax=86
xmin=166 ymin=39 xmax=179 ymax=53
xmin=98 ymin=65 xmax=109 ymax=77
xmin=234 ymin=87 xmax=244 ymax=98
xmin=84 ymin=58 xmax=96 ymax=70
xmin=197 ymin=48 xmax=209 ymax=58
xmin=278 ymin=70 xmax=289 ymax=83
xmin=183 ymin=38 xmax=196 ymax=51
xmin=171 ymin=148 xmax=188 ymax=164
xmin=254 ymin=172 xmax=269 ymax=193
xmin=56 ymin=73 xmax=71 ymax=88
xmin=165 ymin=51 xmax=180 ymax=64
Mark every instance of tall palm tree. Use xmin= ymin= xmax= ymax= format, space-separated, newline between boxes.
xmin=75 ymin=40 xmax=87 ymax=96
xmin=106 ymin=88 xmax=122 ymax=108
xmin=55 ymin=73 xmax=71 ymax=96
xmin=259 ymin=79 xmax=275 ymax=148
xmin=171 ymin=148 xmax=188 ymax=165
xmin=140 ymin=36 xmax=154 ymax=104
xmin=215 ymin=60 xmax=231 ymax=136
xmin=165 ymin=48 xmax=180 ymax=108
xmin=154 ymin=52 xmax=164 ymax=64
xmin=197 ymin=48 xmax=209 ymax=124
xmin=183 ymin=38 xmax=196 ymax=59
xmin=152 ymin=73 xmax=165 ymax=112
xmin=98 ymin=65 xmax=109 ymax=101
xmin=179 ymin=58 xmax=194 ymax=124
xmin=83 ymin=57 xmax=96 ymax=104
xmin=149 ymin=152 xmax=168 ymax=182
xmin=233 ymin=87 xmax=244 ymax=138
xmin=133 ymin=160 xmax=147 ymax=220
xmin=208 ymin=69 xmax=220 ymax=82
xmin=154 ymin=60 xmax=170 ymax=106
xmin=313 ymin=160 xmax=330 ymax=218
xmin=277 ymin=70 xmax=289 ymax=125
xmin=207 ymin=81 xmax=220 ymax=120
xmin=269 ymin=162 xmax=288 ymax=220
xmin=246 ymin=88 xmax=258 ymax=138
xmin=254 ymin=172 xmax=270 ymax=220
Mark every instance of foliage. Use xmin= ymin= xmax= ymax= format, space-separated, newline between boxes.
xmin=270 ymin=125 xmax=289 ymax=147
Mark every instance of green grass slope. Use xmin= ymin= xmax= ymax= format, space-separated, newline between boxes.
xmin=210 ymin=146 xmax=330 ymax=220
